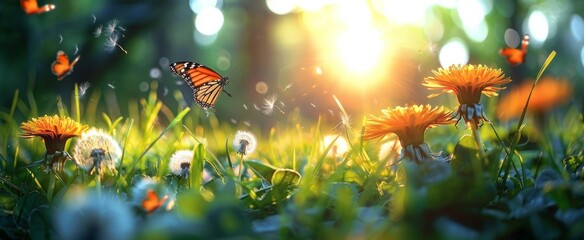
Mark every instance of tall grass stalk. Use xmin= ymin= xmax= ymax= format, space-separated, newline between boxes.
xmin=498 ymin=51 xmax=556 ymax=191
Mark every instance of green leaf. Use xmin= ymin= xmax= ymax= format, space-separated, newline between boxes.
xmin=191 ymin=143 xmax=205 ymax=188
xmin=563 ymin=156 xmax=584 ymax=174
xmin=271 ymin=169 xmax=301 ymax=188
xmin=451 ymin=135 xmax=479 ymax=175
xmin=245 ymin=160 xmax=278 ymax=181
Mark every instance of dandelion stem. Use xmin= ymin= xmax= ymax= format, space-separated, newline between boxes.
xmin=47 ymin=171 xmax=56 ymax=201
xmin=95 ymin=173 xmax=101 ymax=196
xmin=470 ymin=121 xmax=485 ymax=184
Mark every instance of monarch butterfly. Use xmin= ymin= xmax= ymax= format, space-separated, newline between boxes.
xmin=169 ymin=61 xmax=232 ymax=109
xmin=500 ymin=34 xmax=529 ymax=66
xmin=142 ymin=189 xmax=168 ymax=213
xmin=20 ymin=0 xmax=55 ymax=15
xmin=52 ymin=51 xmax=80 ymax=80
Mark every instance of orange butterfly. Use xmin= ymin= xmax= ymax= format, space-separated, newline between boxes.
xmin=142 ymin=189 xmax=168 ymax=213
xmin=500 ymin=34 xmax=529 ymax=66
xmin=170 ymin=61 xmax=232 ymax=109
xmin=52 ymin=51 xmax=80 ymax=80
xmin=20 ymin=0 xmax=55 ymax=15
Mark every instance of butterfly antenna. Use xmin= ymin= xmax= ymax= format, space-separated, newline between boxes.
xmin=223 ymin=89 xmax=232 ymax=97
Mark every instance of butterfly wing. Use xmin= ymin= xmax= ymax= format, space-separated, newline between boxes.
xmin=499 ymin=48 xmax=524 ymax=66
xmin=21 ymin=0 xmax=55 ymax=14
xmin=194 ymin=80 xmax=227 ymax=108
xmin=500 ymin=34 xmax=529 ymax=66
xmin=170 ymin=61 xmax=229 ymax=108
xmin=142 ymin=190 xmax=168 ymax=213
xmin=51 ymin=51 xmax=79 ymax=80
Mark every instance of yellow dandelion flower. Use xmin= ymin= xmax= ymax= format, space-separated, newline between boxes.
xmin=423 ymin=64 xmax=511 ymax=126
xmin=497 ymin=76 xmax=572 ymax=121
xmin=364 ymin=105 xmax=454 ymax=163
xmin=21 ymin=115 xmax=88 ymax=172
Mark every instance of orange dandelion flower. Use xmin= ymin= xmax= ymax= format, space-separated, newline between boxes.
xmin=423 ymin=64 xmax=511 ymax=126
xmin=497 ymin=76 xmax=572 ymax=121
xmin=21 ymin=115 xmax=88 ymax=171
xmin=364 ymin=105 xmax=455 ymax=163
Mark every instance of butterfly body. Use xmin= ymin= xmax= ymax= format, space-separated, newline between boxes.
xmin=52 ymin=51 xmax=80 ymax=80
xmin=170 ymin=61 xmax=231 ymax=109
xmin=500 ymin=34 xmax=529 ymax=66
xmin=21 ymin=0 xmax=55 ymax=15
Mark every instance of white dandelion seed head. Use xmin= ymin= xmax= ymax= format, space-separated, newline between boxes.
xmin=55 ymin=191 xmax=135 ymax=240
xmin=322 ymin=135 xmax=350 ymax=158
xmin=72 ymin=128 xmax=122 ymax=175
xmin=168 ymin=150 xmax=193 ymax=178
xmin=233 ymin=130 xmax=257 ymax=156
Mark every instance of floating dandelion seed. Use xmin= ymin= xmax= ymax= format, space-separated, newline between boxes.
xmin=310 ymin=103 xmax=316 ymax=108
xmin=92 ymin=14 xmax=96 ymax=23
xmin=162 ymin=87 xmax=169 ymax=97
xmin=279 ymin=101 xmax=285 ymax=107
xmin=74 ymin=44 xmax=79 ymax=55
xmin=168 ymin=150 xmax=193 ymax=178
xmin=230 ymin=118 xmax=237 ymax=124
xmin=94 ymin=25 xmax=103 ymax=37
xmin=332 ymin=112 xmax=352 ymax=132
xmin=107 ymin=82 xmax=115 ymax=89
xmin=78 ymin=82 xmax=91 ymax=99
xmin=315 ymin=66 xmax=323 ymax=75
xmin=105 ymin=34 xmax=127 ymax=54
xmin=284 ymin=83 xmax=292 ymax=91
xmin=58 ymin=34 xmax=62 ymax=44
xmin=328 ymin=109 xmax=334 ymax=116
xmin=262 ymin=94 xmax=284 ymax=115
xmin=253 ymin=104 xmax=261 ymax=111
xmin=233 ymin=130 xmax=257 ymax=156
xmin=105 ymin=19 xmax=119 ymax=35
xmin=243 ymin=121 xmax=251 ymax=127
xmin=243 ymin=104 xmax=248 ymax=110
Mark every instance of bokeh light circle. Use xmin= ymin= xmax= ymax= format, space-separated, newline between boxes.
xmin=189 ymin=0 xmax=218 ymax=14
xmin=504 ymin=28 xmax=520 ymax=48
xmin=438 ymin=39 xmax=469 ymax=68
xmin=255 ymin=81 xmax=269 ymax=94
xmin=149 ymin=68 xmax=161 ymax=79
xmin=195 ymin=7 xmax=224 ymax=35
xmin=570 ymin=14 xmax=584 ymax=42
xmin=527 ymin=10 xmax=549 ymax=43
xmin=266 ymin=0 xmax=296 ymax=15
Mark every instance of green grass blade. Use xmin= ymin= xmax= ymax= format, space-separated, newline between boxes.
xmin=125 ymin=107 xmax=191 ymax=177
xmin=499 ymin=51 xmax=556 ymax=191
